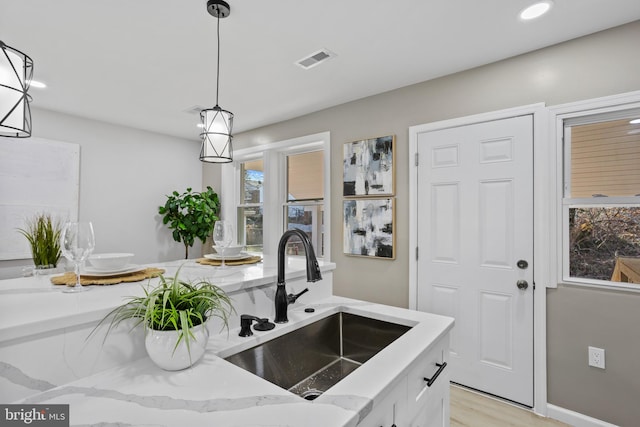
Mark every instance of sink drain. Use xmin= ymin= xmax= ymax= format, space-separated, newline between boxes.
xmin=300 ymin=389 xmax=323 ymax=401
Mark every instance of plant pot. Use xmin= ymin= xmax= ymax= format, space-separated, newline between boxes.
xmin=144 ymin=323 xmax=209 ymax=371
xmin=34 ymin=264 xmax=62 ymax=276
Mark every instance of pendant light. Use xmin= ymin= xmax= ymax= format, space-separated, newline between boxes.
xmin=200 ymin=0 xmax=234 ymax=163
xmin=0 ymin=40 xmax=33 ymax=138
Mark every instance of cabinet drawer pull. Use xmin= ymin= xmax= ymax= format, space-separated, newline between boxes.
xmin=423 ymin=362 xmax=447 ymax=387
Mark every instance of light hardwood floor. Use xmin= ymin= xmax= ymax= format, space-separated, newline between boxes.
xmin=450 ymin=385 xmax=570 ymax=427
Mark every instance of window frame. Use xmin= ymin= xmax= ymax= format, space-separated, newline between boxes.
xmin=220 ymin=132 xmax=331 ymax=262
xmin=551 ymin=92 xmax=640 ymax=292
xmin=283 ymin=148 xmax=325 ymax=257
xmin=236 ymin=155 xmax=264 ymax=252
xmin=283 ymin=201 xmax=324 ymax=255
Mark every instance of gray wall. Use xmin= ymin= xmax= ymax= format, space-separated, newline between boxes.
xmin=0 ymin=108 xmax=204 ymax=277
xmin=228 ymin=21 xmax=640 ymax=425
xmin=547 ymin=285 xmax=640 ymax=426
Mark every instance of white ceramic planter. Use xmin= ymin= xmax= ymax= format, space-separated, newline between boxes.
xmin=144 ymin=323 xmax=209 ymax=371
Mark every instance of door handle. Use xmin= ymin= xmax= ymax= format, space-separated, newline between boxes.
xmin=517 ymin=280 xmax=529 ymax=290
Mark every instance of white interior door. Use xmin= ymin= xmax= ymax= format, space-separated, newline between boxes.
xmin=416 ymin=115 xmax=534 ymax=406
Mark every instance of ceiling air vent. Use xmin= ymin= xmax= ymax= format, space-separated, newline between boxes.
xmin=184 ymin=105 xmax=206 ymax=115
xmin=296 ymin=49 xmax=336 ymax=70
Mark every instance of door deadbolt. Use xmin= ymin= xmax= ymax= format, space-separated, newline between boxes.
xmin=517 ymin=280 xmax=529 ymax=290
xmin=517 ymin=260 xmax=529 ymax=269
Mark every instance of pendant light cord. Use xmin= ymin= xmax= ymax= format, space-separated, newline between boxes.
xmin=215 ymin=7 xmax=221 ymax=107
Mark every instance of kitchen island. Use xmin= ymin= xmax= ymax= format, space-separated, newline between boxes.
xmin=0 ymin=258 xmax=454 ymax=426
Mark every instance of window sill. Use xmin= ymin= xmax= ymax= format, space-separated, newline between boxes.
xmin=559 ymin=278 xmax=640 ymax=293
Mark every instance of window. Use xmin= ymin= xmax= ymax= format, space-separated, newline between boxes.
xmin=284 ymin=151 xmax=324 ymax=257
xmin=238 ymin=159 xmax=263 ymax=253
xmin=562 ymin=110 xmax=640 ymax=288
xmin=221 ymin=132 xmax=330 ymax=260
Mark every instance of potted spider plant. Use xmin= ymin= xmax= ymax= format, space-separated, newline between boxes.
xmin=17 ymin=213 xmax=63 ymax=273
xmin=94 ymin=269 xmax=234 ymax=370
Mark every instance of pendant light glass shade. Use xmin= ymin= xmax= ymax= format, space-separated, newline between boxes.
xmin=0 ymin=41 xmax=33 ymax=138
xmin=200 ymin=105 xmax=233 ymax=163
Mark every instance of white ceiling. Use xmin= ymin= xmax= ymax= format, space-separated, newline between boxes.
xmin=2 ymin=1 xmax=640 ymax=141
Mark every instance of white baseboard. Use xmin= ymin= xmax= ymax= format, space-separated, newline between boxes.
xmin=547 ymin=404 xmax=619 ymax=427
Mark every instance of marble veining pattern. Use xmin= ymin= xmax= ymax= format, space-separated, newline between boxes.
xmin=0 ymin=360 xmax=57 ymax=391
xmin=24 ymin=385 xmax=303 ymax=412
xmin=318 ymin=394 xmax=374 ymax=422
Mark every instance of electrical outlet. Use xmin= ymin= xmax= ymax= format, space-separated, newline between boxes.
xmin=588 ymin=346 xmax=605 ymax=369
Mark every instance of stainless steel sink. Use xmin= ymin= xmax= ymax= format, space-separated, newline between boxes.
xmin=224 ymin=312 xmax=411 ymax=400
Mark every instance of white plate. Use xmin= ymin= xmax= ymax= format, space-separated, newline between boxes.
xmin=204 ymin=252 xmax=253 ymax=261
xmin=82 ymin=264 xmax=145 ymax=276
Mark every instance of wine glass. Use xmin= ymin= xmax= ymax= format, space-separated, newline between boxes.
xmin=60 ymin=221 xmax=95 ymax=293
xmin=213 ymin=220 xmax=233 ymax=268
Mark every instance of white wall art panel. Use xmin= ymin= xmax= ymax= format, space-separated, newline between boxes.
xmin=0 ymin=137 xmax=79 ymax=260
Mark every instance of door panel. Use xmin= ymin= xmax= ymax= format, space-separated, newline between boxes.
xmin=431 ymin=284 xmax=460 ymax=356
xmin=479 ymin=291 xmax=513 ymax=369
xmin=479 ymin=179 xmax=513 ymax=268
xmin=417 ymin=115 xmax=534 ymax=406
xmin=431 ymin=183 xmax=460 ymax=263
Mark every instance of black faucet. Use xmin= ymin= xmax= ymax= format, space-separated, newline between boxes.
xmin=274 ymin=229 xmax=322 ymax=323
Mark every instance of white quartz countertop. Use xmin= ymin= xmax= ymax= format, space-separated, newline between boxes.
xmin=0 ymin=257 xmax=336 ymax=342
xmin=19 ymin=295 xmax=455 ymax=427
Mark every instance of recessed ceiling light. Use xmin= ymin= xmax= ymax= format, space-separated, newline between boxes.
xmin=196 ymin=123 xmax=205 ymax=128
xmin=630 ymin=118 xmax=640 ymax=124
xmin=519 ymin=1 xmax=553 ymax=21
xmin=30 ymin=80 xmax=46 ymax=88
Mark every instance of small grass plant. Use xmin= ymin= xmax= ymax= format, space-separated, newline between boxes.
xmin=93 ymin=268 xmax=234 ymax=357
xmin=17 ymin=213 xmax=62 ymax=268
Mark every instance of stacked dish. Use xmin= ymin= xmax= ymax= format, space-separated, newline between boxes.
xmin=212 ymin=245 xmax=244 ymax=257
xmin=204 ymin=252 xmax=253 ymax=261
xmin=84 ymin=253 xmax=143 ymax=276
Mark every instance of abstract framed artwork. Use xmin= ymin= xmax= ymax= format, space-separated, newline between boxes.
xmin=343 ymin=198 xmax=395 ymax=259
xmin=343 ymin=135 xmax=394 ymax=197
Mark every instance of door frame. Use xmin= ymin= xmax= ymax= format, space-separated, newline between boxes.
xmin=408 ymin=103 xmax=550 ymax=416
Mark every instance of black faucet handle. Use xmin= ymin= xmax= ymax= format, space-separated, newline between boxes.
xmin=288 ymin=287 xmax=309 ymax=304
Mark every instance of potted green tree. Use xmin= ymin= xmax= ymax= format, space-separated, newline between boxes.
xmin=158 ymin=186 xmax=220 ymax=259
xmin=17 ymin=213 xmax=63 ymax=273
xmin=93 ymin=269 xmax=233 ymax=370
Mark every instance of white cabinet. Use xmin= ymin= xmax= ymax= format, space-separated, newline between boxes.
xmin=359 ymin=333 xmax=450 ymax=427
xmin=409 ymin=378 xmax=447 ymax=427
xmin=407 ymin=334 xmax=449 ymax=427
xmin=361 ymin=377 xmax=408 ymax=427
